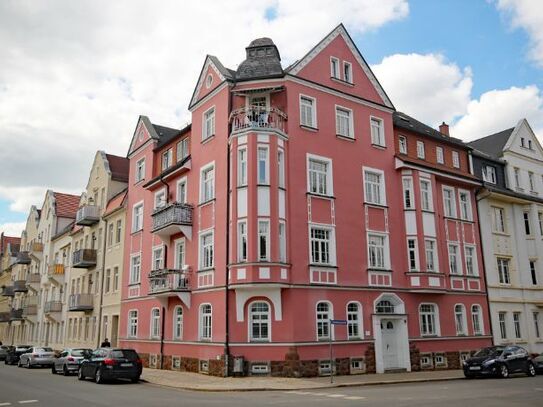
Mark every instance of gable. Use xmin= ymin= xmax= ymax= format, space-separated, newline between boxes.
xmin=127 ymin=116 xmax=158 ymax=157
xmin=189 ymin=56 xmax=231 ymax=110
xmin=504 ymin=119 xmax=543 ymax=161
xmin=288 ymin=24 xmax=393 ymax=108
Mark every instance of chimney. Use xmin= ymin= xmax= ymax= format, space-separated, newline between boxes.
xmin=439 ymin=122 xmax=449 ymax=136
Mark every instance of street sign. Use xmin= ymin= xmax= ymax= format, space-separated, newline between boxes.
xmin=330 ymin=319 xmax=347 ymax=325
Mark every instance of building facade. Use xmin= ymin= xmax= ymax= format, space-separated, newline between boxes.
xmin=0 ymin=233 xmax=21 ymax=343
xmin=470 ymin=119 xmax=543 ymax=354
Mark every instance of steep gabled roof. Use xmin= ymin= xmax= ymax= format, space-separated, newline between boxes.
xmin=104 ymin=154 xmax=129 ymax=183
xmin=393 ymin=112 xmax=468 ymax=148
xmin=103 ymin=188 xmax=127 ymax=218
xmin=189 ymin=55 xmax=233 ymax=109
xmin=53 ymin=192 xmax=80 ymax=218
xmin=468 ymin=128 xmax=515 ymax=159
xmin=154 ymin=123 xmax=191 ymax=150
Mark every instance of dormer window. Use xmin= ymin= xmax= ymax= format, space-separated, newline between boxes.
xmin=482 ymin=165 xmax=496 ymax=184
xmin=162 ymin=149 xmax=172 ymax=171
xmin=343 ymin=62 xmax=352 ymax=83
xmin=330 ymin=57 xmax=340 ymax=79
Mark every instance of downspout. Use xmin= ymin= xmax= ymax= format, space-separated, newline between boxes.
xmin=158 ymin=173 xmax=169 ymax=369
xmin=96 ymin=217 xmax=108 ymax=348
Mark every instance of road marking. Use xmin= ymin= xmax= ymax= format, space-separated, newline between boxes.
xmin=344 ymin=396 xmax=366 ymax=400
xmin=18 ymin=401 xmax=38 ymax=404
xmin=326 ymin=394 xmax=346 ymax=398
xmin=0 ymin=403 xmax=11 ymax=406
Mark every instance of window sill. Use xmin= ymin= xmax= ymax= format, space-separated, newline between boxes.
xmin=130 ymin=229 xmax=143 ymax=236
xmin=201 ymin=135 xmax=215 ymax=145
xmin=300 ymin=125 xmax=318 ymax=132
xmin=134 ymin=179 xmax=146 ymax=186
xmin=371 ymin=143 xmax=386 ymax=150
xmin=331 ymin=77 xmax=354 ymax=87
xmin=309 ymin=264 xmax=338 ymax=269
xmin=197 ymin=268 xmax=215 ymax=273
xmin=128 ymin=282 xmax=141 ymax=287
xmin=198 ymin=198 xmax=216 ymax=207
xmin=336 ymin=134 xmax=355 ymax=142
xmin=364 ymin=202 xmax=388 ymax=209
xmin=367 ymin=268 xmax=393 ymax=273
xmin=492 ymin=231 xmax=510 ymax=237
xmin=306 ymin=192 xmax=335 ymax=200
xmin=421 ymin=209 xmax=435 ymax=214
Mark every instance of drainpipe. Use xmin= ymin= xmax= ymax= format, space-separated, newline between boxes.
xmin=96 ymin=217 xmax=108 ymax=348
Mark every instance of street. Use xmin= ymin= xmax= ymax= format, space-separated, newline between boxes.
xmin=0 ymin=363 xmax=542 ymax=406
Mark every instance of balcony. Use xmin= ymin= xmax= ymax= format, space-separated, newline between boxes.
xmin=230 ymin=106 xmax=287 ymax=135
xmin=151 ymin=203 xmax=193 ymax=240
xmin=26 ymin=273 xmax=41 ymax=289
xmin=72 ymin=249 xmax=97 ymax=268
xmin=47 ymin=264 xmax=66 ymax=283
xmin=68 ymin=293 xmax=94 ymax=312
xmin=10 ymin=308 xmax=23 ymax=321
xmin=15 ymin=251 xmax=31 ymax=265
xmin=148 ymin=269 xmax=190 ymax=295
xmin=29 ymin=242 xmax=43 ymax=261
xmin=23 ymin=297 xmax=38 ymax=317
xmin=0 ymin=312 xmax=9 ymax=322
xmin=76 ymin=205 xmax=101 ymax=226
xmin=13 ymin=280 xmax=28 ymax=293
xmin=1 ymin=286 xmax=14 ymax=297
xmin=44 ymin=301 xmax=62 ymax=314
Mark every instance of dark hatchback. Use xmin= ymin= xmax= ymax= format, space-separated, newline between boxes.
xmin=463 ymin=345 xmax=536 ymax=378
xmin=78 ymin=348 xmax=142 ymax=384
xmin=533 ymin=354 xmax=543 ymax=374
xmin=4 ymin=346 xmax=30 ymax=365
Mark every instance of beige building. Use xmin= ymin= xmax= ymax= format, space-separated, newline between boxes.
xmin=0 ymin=233 xmax=21 ymax=343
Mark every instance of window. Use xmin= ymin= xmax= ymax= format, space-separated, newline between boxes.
xmin=471 ymin=305 xmax=483 ymax=335
xmin=452 ymin=151 xmax=460 ymax=168
xmin=521 ymin=137 xmax=525 ymax=147
xmin=249 ymin=302 xmax=270 ymax=342
xmin=403 ymin=177 xmax=414 ymax=209
xmin=420 ymin=304 xmax=438 ymax=336
xmin=482 ymin=165 xmax=497 ymax=184
xmin=459 ymin=190 xmax=472 ymax=220
xmin=105 ymin=269 xmax=111 ymax=293
xmin=513 ymin=312 xmax=522 ymax=339
xmin=514 ymin=167 xmax=521 ymax=189
xmin=398 ymin=135 xmax=407 ymax=154
xmin=258 ymin=220 xmax=270 ymax=261
xmin=173 ymin=307 xmax=183 ymax=340
xmin=492 ymin=207 xmax=506 ymax=233
xmin=128 ymin=310 xmax=138 ymax=338
xmin=152 ymin=246 xmax=164 ymax=271
xmin=368 ymin=234 xmax=386 ymax=269
xmin=199 ymin=304 xmax=212 ymax=340
xmin=417 ymin=141 xmax=425 ymax=159
xmin=238 ymin=221 xmax=247 ymax=262
xmin=523 ymin=212 xmax=531 ymax=235
xmin=425 ymin=239 xmax=437 ymax=272
xmin=175 ymin=239 xmax=185 ymax=269
xmin=498 ymin=312 xmax=507 ymax=339
xmin=176 ymin=178 xmax=187 ymax=204
xmin=278 ymin=149 xmax=285 ymax=188
xmin=343 ymin=61 xmax=352 ymax=83
xmin=257 ymin=146 xmax=269 ymax=184
xmin=497 ymin=258 xmax=510 ymax=284
xmin=534 ymin=312 xmax=541 ymax=338
xmin=529 ymin=172 xmax=535 ymax=192
xmin=330 ymin=57 xmax=339 ymax=78
xmin=162 ymin=149 xmax=173 ymax=171
xmin=278 ymin=221 xmax=286 ymax=263
xmin=347 ymin=302 xmax=361 ymax=339
xmin=132 ymin=203 xmax=144 ymax=232
xmin=310 ymin=226 xmax=333 ymax=265
xmin=528 ymin=139 xmax=533 ymax=149
xmin=370 ymin=117 xmax=385 ymax=146
xmin=107 ymin=223 xmax=114 ymax=246
xmin=308 ymin=156 xmax=332 ymax=196
xmin=539 ymin=212 xmax=543 ymax=236
xmin=154 ymin=189 xmax=166 ymax=209
xmin=465 ymin=245 xmax=477 ymax=276
xmin=364 ymin=169 xmax=385 ymax=205
xmin=335 ymin=106 xmax=353 ymax=138
xmin=200 ymin=231 xmax=214 ymax=269
xmin=150 ymin=308 xmax=160 ymax=338
xmin=200 ymin=163 xmax=215 ymax=203
xmin=300 ymin=95 xmax=316 ymax=128
xmin=113 ymin=267 xmax=119 ymax=291
xmin=530 ymin=260 xmax=537 ymax=285
xmin=376 ymin=300 xmax=395 ymax=314
xmin=202 ymin=107 xmax=215 ymax=140
xmin=135 ymin=158 xmax=145 ymax=183
xmin=448 ymin=244 xmax=460 ymax=275
xmin=454 ymin=305 xmax=467 ymax=335
xmin=129 ymin=254 xmax=141 ymax=284
xmin=116 ymin=220 xmax=122 ymax=243
xmin=238 ymin=148 xmax=247 ymax=186
xmin=176 ymin=137 xmax=189 ymax=162
xmin=420 ymin=179 xmax=433 ymax=211
xmin=436 ymin=147 xmax=444 ymax=164
xmin=316 ymin=302 xmax=332 ymax=340
xmin=407 ymin=238 xmax=418 ymax=271
xmin=442 ymin=187 xmax=456 ymax=218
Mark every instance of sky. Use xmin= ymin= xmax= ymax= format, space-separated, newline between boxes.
xmin=1 ymin=0 xmax=543 ymax=236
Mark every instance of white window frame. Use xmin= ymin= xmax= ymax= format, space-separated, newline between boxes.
xmin=417 ymin=141 xmax=425 ymax=159
xmin=237 ymin=220 xmax=248 ymax=262
xmin=492 ymin=206 xmax=506 ymax=233
xmin=363 ymin=167 xmax=386 ymax=205
xmin=176 ymin=176 xmax=188 ymax=204
xmin=330 ymin=57 xmax=339 ymax=79
xmin=452 ymin=151 xmax=460 ymax=168
xmin=199 ymin=230 xmax=214 ymax=270
xmin=471 ymin=305 xmax=483 ymax=335
xmin=402 ymin=176 xmax=414 ymax=209
xmin=307 ymin=154 xmax=333 ymax=196
xmin=277 ymin=148 xmax=285 ymax=188
xmin=436 ymin=146 xmax=444 ymax=164
xmin=309 ymin=224 xmax=336 ymax=266
xmin=407 ymin=237 xmax=419 ymax=271
xmin=513 ymin=312 xmax=522 ymax=339
xmin=346 ymin=302 xmax=362 ymax=339
xmin=151 ymin=244 xmax=164 ymax=271
xmin=199 ymin=162 xmax=215 ymax=203
xmin=257 ymin=219 xmax=270 ymax=262
xmin=425 ymin=239 xmax=438 ymax=272
xmin=173 ymin=306 xmax=183 ymax=340
xmin=248 ymin=301 xmax=271 ymax=342
xmin=419 ymin=303 xmax=440 ymax=336
xmin=458 ymin=189 xmax=472 ymax=221
xmin=454 ymin=304 xmax=467 ymax=336
xmin=529 ymin=171 xmax=536 ymax=192
xmin=129 ymin=253 xmax=141 ymax=284
xmin=237 ymin=147 xmax=247 ymax=187
xmin=420 ymin=178 xmax=433 ymax=211
xmin=176 ymin=137 xmax=189 ymax=162
xmin=202 ymin=106 xmax=215 ymax=141
xmin=278 ymin=220 xmax=286 ymax=263
xmin=343 ymin=61 xmax=353 ymax=83
xmin=174 ymin=238 xmax=186 ymax=269
xmin=367 ymin=232 xmax=389 ymax=270
xmin=370 ymin=116 xmax=385 ymax=147
xmin=132 ymin=201 xmax=144 ymax=232
xmin=514 ymin=167 xmax=521 ymax=189
xmin=299 ymin=94 xmax=317 ymax=128
xmin=498 ymin=311 xmax=507 ymax=339
xmin=482 ymin=165 xmax=497 ymax=184
xmin=154 ymin=188 xmax=167 ymax=210
xmin=398 ymin=135 xmax=407 ymax=154
xmin=442 ymin=186 xmax=457 ymax=218
xmin=448 ymin=243 xmax=461 ymax=275
xmin=135 ymin=158 xmax=145 ymax=183
xmin=335 ymin=105 xmax=354 ymax=139
xmin=150 ymin=308 xmax=160 ymax=339
xmin=162 ymin=149 xmax=173 ymax=171
xmin=497 ymin=257 xmax=510 ymax=284
xmin=257 ymin=145 xmax=269 ymax=185
xmin=463 ymin=245 xmax=477 ymax=276
xmin=199 ymin=304 xmax=212 ymax=341
xmin=316 ymin=301 xmax=333 ymax=340
xmin=128 ymin=310 xmax=138 ymax=338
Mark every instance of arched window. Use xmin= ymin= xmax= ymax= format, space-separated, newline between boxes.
xmin=419 ymin=304 xmax=439 ymax=336
xmin=471 ymin=304 xmax=483 ymax=335
xmin=173 ymin=306 xmax=183 ymax=340
xmin=199 ymin=304 xmax=212 ymax=340
xmin=150 ymin=308 xmax=160 ymax=338
xmin=347 ymin=302 xmax=362 ymax=339
xmin=454 ymin=304 xmax=467 ymax=335
xmin=316 ymin=301 xmax=332 ymax=340
xmin=375 ymin=300 xmax=395 ymax=314
xmin=128 ymin=310 xmax=138 ymax=338
xmin=249 ymin=301 xmax=270 ymax=342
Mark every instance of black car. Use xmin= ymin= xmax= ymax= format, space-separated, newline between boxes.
xmin=533 ymin=354 xmax=543 ymax=374
xmin=4 ymin=346 xmax=31 ymax=366
xmin=463 ymin=345 xmax=536 ymax=378
xmin=78 ymin=348 xmax=142 ymax=384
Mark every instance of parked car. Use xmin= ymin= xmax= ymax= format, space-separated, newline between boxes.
xmin=533 ymin=354 xmax=543 ymax=374
xmin=18 ymin=347 xmax=56 ymax=368
xmin=78 ymin=348 xmax=142 ymax=384
xmin=0 ymin=345 xmax=13 ymax=361
xmin=463 ymin=345 xmax=536 ymax=378
xmin=4 ymin=346 xmax=30 ymax=365
xmin=52 ymin=348 xmax=92 ymax=376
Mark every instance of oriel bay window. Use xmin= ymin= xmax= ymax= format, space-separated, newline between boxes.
xmin=258 ymin=220 xmax=270 ymax=261
xmin=310 ymin=226 xmax=335 ymax=266
xmin=257 ymin=146 xmax=269 ymax=184
xmin=403 ymin=177 xmax=414 ymax=209
xmin=249 ymin=301 xmax=270 ymax=342
xmin=238 ymin=221 xmax=248 ymax=262
xmin=407 ymin=238 xmax=418 ymax=271
xmin=425 ymin=239 xmax=437 ymax=272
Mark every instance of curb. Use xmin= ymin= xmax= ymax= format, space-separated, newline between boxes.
xmin=140 ymin=375 xmax=464 ymax=392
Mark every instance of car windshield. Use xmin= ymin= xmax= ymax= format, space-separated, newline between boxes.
xmin=473 ymin=347 xmax=504 ymax=358
xmin=71 ymin=349 xmax=89 ymax=357
xmin=110 ymin=350 xmax=139 ymax=361
xmin=35 ymin=347 xmax=53 ymax=353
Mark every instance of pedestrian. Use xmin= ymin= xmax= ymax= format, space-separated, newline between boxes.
xmin=100 ymin=338 xmax=111 ymax=347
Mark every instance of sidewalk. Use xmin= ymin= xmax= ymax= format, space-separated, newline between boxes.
xmin=141 ymin=368 xmax=465 ymax=392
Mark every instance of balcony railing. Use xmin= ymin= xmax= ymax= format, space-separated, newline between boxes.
xmin=1 ymin=286 xmax=14 ymax=297
xmin=230 ymin=106 xmax=287 ymax=134
xmin=151 ymin=203 xmax=193 ymax=238
xmin=148 ymin=269 xmax=190 ymax=295
xmin=15 ymin=251 xmax=31 ymax=265
xmin=26 ymin=273 xmax=41 ymax=285
xmin=48 ymin=264 xmax=65 ymax=276
xmin=44 ymin=301 xmax=62 ymax=313
xmin=10 ymin=308 xmax=23 ymax=321
xmin=23 ymin=299 xmax=38 ymax=317
xmin=13 ymin=280 xmax=28 ymax=293
xmin=76 ymin=205 xmax=101 ymax=226
xmin=30 ymin=242 xmax=44 ymax=253
xmin=68 ymin=293 xmax=94 ymax=311
xmin=72 ymin=249 xmax=97 ymax=268
xmin=0 ymin=312 xmax=9 ymax=322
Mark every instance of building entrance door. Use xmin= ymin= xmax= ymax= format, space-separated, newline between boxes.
xmin=111 ymin=315 xmax=119 ymax=347
xmin=381 ymin=319 xmax=400 ymax=370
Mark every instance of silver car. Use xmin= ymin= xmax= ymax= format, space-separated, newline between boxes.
xmin=18 ymin=347 xmax=56 ymax=368
xmin=52 ymin=348 xmax=92 ymax=376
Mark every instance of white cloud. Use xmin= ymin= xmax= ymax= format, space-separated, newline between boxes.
xmin=0 ymin=0 xmax=408 ymax=216
xmin=496 ymin=0 xmax=543 ymax=67
xmin=0 ymin=222 xmax=26 ymax=237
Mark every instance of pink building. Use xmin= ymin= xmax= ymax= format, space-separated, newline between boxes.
xmin=120 ymin=24 xmax=491 ymax=376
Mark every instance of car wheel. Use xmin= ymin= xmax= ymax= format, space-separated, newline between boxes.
xmin=527 ymin=363 xmax=536 ymax=377
xmin=77 ymin=368 xmax=85 ymax=381
xmin=63 ymin=365 xmax=70 ymax=376
xmin=95 ymin=368 xmax=104 ymax=384
xmin=499 ymin=364 xmax=509 ymax=378
xmin=26 ymin=359 xmax=32 ymax=369
xmin=51 ymin=365 xmax=57 ymax=374
xmin=17 ymin=359 xmax=22 ymax=368
xmin=131 ymin=376 xmax=140 ymax=383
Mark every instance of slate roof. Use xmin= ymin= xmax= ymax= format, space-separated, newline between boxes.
xmin=153 ymin=123 xmax=191 ymax=150
xmin=53 ymin=192 xmax=80 ymax=218
xmin=393 ymin=112 xmax=468 ymax=148
xmin=468 ymin=128 xmax=514 ymax=159
xmin=105 ymin=154 xmax=129 ymax=183
xmin=235 ymin=37 xmax=283 ymax=81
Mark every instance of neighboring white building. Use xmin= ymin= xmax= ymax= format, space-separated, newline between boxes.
xmin=470 ymin=119 xmax=543 ymax=353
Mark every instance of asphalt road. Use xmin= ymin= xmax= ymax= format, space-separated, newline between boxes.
xmin=0 ymin=362 xmax=542 ymax=407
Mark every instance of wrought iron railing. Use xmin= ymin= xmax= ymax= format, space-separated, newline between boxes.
xmin=68 ymin=293 xmax=94 ymax=311
xmin=148 ymin=269 xmax=190 ymax=294
xmin=230 ymin=106 xmax=287 ymax=133
xmin=44 ymin=301 xmax=62 ymax=313
xmin=152 ymin=203 xmax=193 ymax=231
xmin=76 ymin=205 xmax=101 ymax=225
xmin=72 ymin=249 xmax=97 ymax=268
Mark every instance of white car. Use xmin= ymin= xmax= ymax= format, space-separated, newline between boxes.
xmin=18 ymin=347 xmax=56 ymax=368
